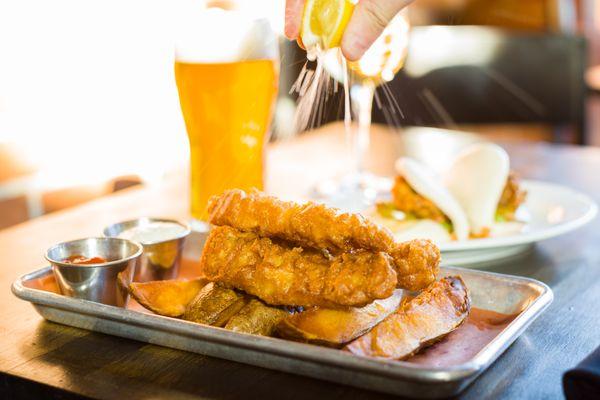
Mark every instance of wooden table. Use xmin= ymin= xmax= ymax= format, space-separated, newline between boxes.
xmin=1 ymin=124 xmax=600 ymax=399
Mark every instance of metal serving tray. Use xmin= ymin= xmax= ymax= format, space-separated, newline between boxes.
xmin=12 ymin=233 xmax=552 ymax=399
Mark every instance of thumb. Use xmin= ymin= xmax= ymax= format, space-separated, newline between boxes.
xmin=341 ymin=0 xmax=412 ymax=61
xmin=285 ymin=0 xmax=306 ymax=40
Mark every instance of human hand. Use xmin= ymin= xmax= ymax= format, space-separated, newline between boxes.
xmin=285 ymin=0 xmax=413 ymax=61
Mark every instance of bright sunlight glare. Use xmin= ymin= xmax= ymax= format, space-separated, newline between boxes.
xmin=0 ymin=0 xmax=284 ymax=191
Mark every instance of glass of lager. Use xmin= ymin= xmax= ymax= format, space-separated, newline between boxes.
xmin=175 ymin=5 xmax=279 ymax=225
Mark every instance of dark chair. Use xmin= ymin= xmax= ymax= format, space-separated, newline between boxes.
xmin=373 ymin=26 xmax=587 ymax=144
xmin=279 ymin=26 xmax=588 ymax=144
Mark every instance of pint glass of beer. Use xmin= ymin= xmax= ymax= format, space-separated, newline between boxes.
xmin=175 ymin=7 xmax=279 ymax=223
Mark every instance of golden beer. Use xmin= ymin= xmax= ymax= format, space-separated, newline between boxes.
xmin=174 ymin=8 xmax=279 ymax=222
xmin=175 ymin=60 xmax=278 ymax=220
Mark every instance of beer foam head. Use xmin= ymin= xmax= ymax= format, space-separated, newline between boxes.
xmin=175 ymin=8 xmax=278 ymax=63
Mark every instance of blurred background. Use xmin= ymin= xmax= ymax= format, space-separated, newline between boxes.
xmin=0 ymin=0 xmax=599 ymax=229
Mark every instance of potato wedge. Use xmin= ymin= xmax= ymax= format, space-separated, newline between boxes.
xmin=346 ymin=276 xmax=471 ymax=359
xmin=129 ymin=278 xmax=207 ymax=317
xmin=277 ymin=290 xmax=403 ymax=346
xmin=182 ymin=282 xmax=247 ymax=327
xmin=225 ymin=299 xmax=288 ymax=336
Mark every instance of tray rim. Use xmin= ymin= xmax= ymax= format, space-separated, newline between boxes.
xmin=11 ymin=265 xmax=553 ymax=385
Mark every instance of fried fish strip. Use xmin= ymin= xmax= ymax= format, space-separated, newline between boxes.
xmin=497 ymin=172 xmax=527 ymax=221
xmin=391 ymin=176 xmax=448 ymax=223
xmin=391 ymin=239 xmax=440 ymax=292
xmin=225 ymin=299 xmax=288 ymax=336
xmin=346 ymin=276 xmax=471 ymax=360
xmin=208 ymin=189 xmax=395 ymax=254
xmin=199 ymin=226 xmax=397 ymax=308
xmin=207 ymin=189 xmax=440 ymax=290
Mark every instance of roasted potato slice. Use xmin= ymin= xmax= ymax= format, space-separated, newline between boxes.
xmin=129 ymin=278 xmax=207 ymax=317
xmin=224 ymin=299 xmax=289 ymax=336
xmin=182 ymin=282 xmax=247 ymax=327
xmin=277 ymin=290 xmax=403 ymax=346
xmin=346 ymin=276 xmax=471 ymax=359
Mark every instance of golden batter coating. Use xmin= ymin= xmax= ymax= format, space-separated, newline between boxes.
xmin=207 ymin=189 xmax=440 ymax=290
xmin=391 ymin=177 xmax=448 ymax=223
xmin=391 ymin=239 xmax=441 ymax=292
xmin=199 ymin=226 xmax=398 ymax=308
xmin=208 ymin=189 xmax=396 ymax=254
xmin=346 ymin=276 xmax=471 ymax=360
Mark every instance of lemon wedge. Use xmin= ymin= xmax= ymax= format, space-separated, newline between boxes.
xmin=301 ymin=0 xmax=356 ymax=52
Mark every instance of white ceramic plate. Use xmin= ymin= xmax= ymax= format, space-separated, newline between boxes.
xmin=440 ymin=244 xmax=534 ymax=268
xmin=439 ymin=180 xmax=597 ymax=253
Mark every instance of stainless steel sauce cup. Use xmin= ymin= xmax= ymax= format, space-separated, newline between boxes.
xmin=103 ymin=218 xmax=191 ymax=282
xmin=45 ymin=237 xmax=142 ymax=307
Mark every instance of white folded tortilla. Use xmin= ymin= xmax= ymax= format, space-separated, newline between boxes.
xmin=444 ymin=143 xmax=510 ymax=236
xmin=395 ymin=158 xmax=470 ymax=241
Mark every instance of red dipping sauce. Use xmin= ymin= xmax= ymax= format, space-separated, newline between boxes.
xmin=63 ymin=255 xmax=107 ymax=265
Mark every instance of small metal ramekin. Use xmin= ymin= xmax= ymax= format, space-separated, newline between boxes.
xmin=103 ymin=217 xmax=191 ymax=282
xmin=45 ymin=237 xmax=142 ymax=307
